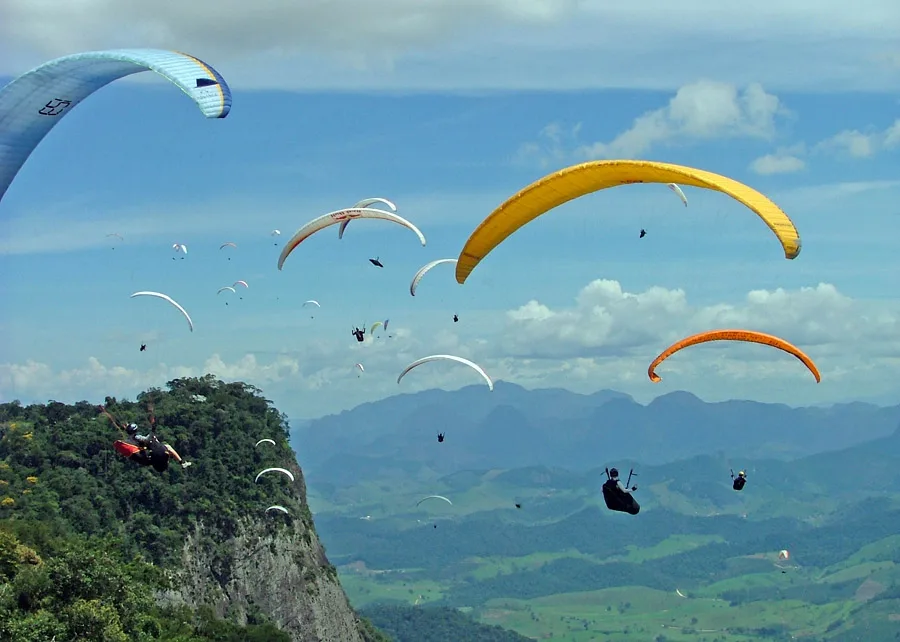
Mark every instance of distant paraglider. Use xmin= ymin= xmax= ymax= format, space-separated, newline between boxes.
xmin=220 ymin=241 xmax=237 ymax=259
xmin=398 ymin=355 xmax=492 ymax=390
xmin=416 ymin=495 xmax=453 ymax=508
xmin=278 ymin=206 xmax=425 ymax=271
xmin=255 ymin=438 xmax=276 ymax=448
xmin=731 ymin=469 xmax=747 ymax=491
xmin=255 ymin=468 xmax=295 ymax=483
xmin=130 ymin=291 xmax=194 ymax=332
xmin=667 ymin=183 xmax=688 ymax=207
xmin=304 ymin=300 xmax=321 ymax=319
xmin=648 ymin=330 xmax=821 ymax=384
xmin=410 ymin=259 xmax=457 ymax=296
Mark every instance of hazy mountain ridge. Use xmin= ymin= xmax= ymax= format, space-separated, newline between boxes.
xmin=294 ymin=382 xmax=900 ymax=486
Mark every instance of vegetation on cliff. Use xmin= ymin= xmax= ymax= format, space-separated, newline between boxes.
xmin=0 ymin=375 xmax=377 ymax=641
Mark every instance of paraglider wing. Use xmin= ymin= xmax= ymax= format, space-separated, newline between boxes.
xmin=255 ymin=438 xmax=276 ymax=448
xmin=415 ymin=495 xmax=453 ymax=508
xmin=410 ymin=258 xmax=458 ymax=296
xmin=778 ymin=549 xmax=790 ymax=561
xmin=667 ymin=183 xmax=688 ymax=207
xmin=130 ymin=291 xmax=194 ymax=332
xmin=398 ymin=355 xmax=494 ymax=391
xmin=369 ymin=321 xmax=383 ymax=335
xmin=217 ymin=286 xmax=236 ymax=295
xmin=265 ymin=505 xmax=289 ymax=515
xmin=254 ymin=467 xmax=295 ymax=483
xmin=355 ymin=363 xmax=365 ymax=373
xmin=219 ymin=242 xmax=237 ymax=250
xmin=271 ymin=229 xmax=281 ymax=236
xmin=0 ymin=49 xmax=231 ymax=204
xmin=455 ymin=160 xmax=801 ymax=283
xmin=647 ymin=329 xmax=820 ymax=383
xmin=279 ymin=207 xmax=426 ymax=270
xmin=232 ymin=280 xmax=249 ymax=289
xmin=352 ymin=197 xmax=397 ymax=211
xmin=340 ymin=197 xmax=398 ymax=239
xmin=303 ymin=300 xmax=320 ymax=308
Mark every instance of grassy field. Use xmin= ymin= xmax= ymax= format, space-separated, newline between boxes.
xmin=337 ymin=531 xmax=900 ymax=641
xmin=340 ymin=564 xmax=447 ymax=608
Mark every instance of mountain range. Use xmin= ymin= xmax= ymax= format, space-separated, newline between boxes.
xmin=292 ymin=382 xmax=900 ymax=486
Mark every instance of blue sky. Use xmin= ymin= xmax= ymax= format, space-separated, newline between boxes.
xmin=1 ymin=1 xmax=899 ymax=418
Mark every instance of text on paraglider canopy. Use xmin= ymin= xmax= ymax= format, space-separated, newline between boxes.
xmin=329 ymin=209 xmax=364 ymax=221
xmin=38 ymin=99 xmax=72 ymax=116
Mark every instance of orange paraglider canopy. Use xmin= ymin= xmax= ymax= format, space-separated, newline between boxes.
xmin=648 ymin=329 xmax=821 ymax=383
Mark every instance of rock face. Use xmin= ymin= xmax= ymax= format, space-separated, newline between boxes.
xmin=160 ymin=462 xmax=366 ymax=642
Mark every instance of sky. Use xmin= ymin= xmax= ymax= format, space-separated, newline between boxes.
xmin=0 ymin=0 xmax=899 ymax=419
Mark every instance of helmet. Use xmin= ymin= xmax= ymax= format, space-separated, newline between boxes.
xmin=738 ymin=470 xmax=746 ymax=477
xmin=128 ymin=423 xmax=137 ymax=430
xmin=609 ymin=468 xmax=619 ymax=478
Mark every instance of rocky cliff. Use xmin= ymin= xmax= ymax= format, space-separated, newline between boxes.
xmin=163 ymin=460 xmax=368 ymax=642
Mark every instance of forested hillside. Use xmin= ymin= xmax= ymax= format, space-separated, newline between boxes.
xmin=0 ymin=375 xmax=386 ymax=642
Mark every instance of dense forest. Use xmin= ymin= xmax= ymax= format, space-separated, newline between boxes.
xmin=360 ymin=605 xmax=531 ymax=642
xmin=0 ymin=375 xmax=386 ymax=641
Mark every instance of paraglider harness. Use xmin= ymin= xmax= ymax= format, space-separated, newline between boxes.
xmin=602 ymin=467 xmax=640 ymax=515
xmin=101 ymin=403 xmax=171 ymax=472
xmin=731 ymin=469 xmax=747 ymax=491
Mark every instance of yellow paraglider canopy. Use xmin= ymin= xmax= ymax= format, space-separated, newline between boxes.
xmin=455 ymin=160 xmax=802 ymax=283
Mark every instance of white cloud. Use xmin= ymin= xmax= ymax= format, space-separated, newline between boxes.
xmin=750 ymin=153 xmax=805 ymax=175
xmin=578 ymin=81 xmax=785 ymax=158
xmin=815 ymin=119 xmax=900 ymax=158
xmin=4 ymin=280 xmax=899 ymax=416
xmin=749 ymin=118 xmax=898 ymax=172
xmin=515 ymin=81 xmax=786 ymax=164
xmin=491 ymin=280 xmax=900 ymax=404
xmin=750 ymin=145 xmax=807 ymax=175
xmin=2 ymin=2 xmax=898 ymax=91
xmin=513 ymin=122 xmax=583 ymax=168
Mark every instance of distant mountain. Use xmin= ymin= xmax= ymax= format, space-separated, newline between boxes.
xmin=294 ymin=382 xmax=900 ymax=486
